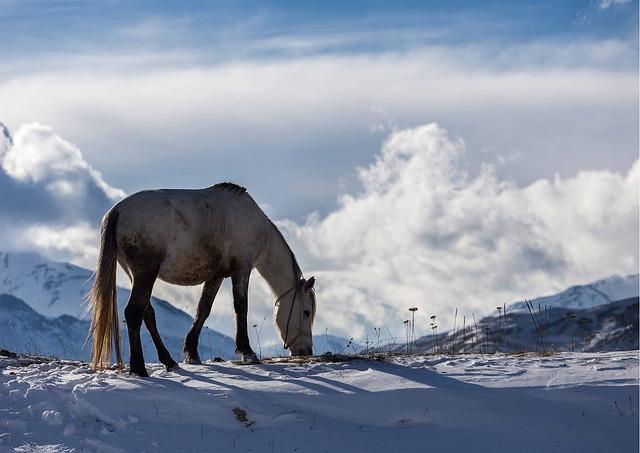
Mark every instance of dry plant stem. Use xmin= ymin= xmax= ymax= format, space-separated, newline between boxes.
xmin=452 ymin=308 xmax=458 ymax=355
xmin=462 ymin=315 xmax=466 ymax=353
xmin=526 ymin=300 xmax=546 ymax=353
xmin=504 ymin=302 xmax=510 ymax=354
xmin=206 ymin=327 xmax=213 ymax=361
xmin=472 ymin=313 xmax=484 ymax=358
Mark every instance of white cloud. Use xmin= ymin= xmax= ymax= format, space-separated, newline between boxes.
xmin=599 ymin=0 xmax=631 ymax=10
xmin=0 ymin=40 xmax=636 ymax=221
xmin=2 ymin=123 xmax=124 ymax=200
xmin=0 ymin=123 xmax=124 ymax=268
xmin=15 ymin=223 xmax=99 ymax=266
xmin=281 ymin=124 xmax=639 ymax=340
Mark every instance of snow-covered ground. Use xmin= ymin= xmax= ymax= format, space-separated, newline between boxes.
xmin=1 ymin=352 xmax=637 ymax=452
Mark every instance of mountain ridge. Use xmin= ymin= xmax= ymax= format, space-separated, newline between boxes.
xmin=509 ymin=273 xmax=638 ymax=312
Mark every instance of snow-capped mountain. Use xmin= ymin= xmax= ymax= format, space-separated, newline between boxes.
xmin=398 ymin=296 xmax=639 ymax=355
xmin=0 ymin=293 xmax=89 ymax=359
xmin=381 ymin=274 xmax=639 ymax=355
xmin=0 ymin=251 xmax=93 ymax=319
xmin=509 ymin=274 xmax=638 ymax=312
xmin=0 ymin=251 xmax=236 ymax=361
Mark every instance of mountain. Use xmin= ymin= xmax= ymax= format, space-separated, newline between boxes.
xmin=0 ymin=251 xmax=102 ymax=318
xmin=0 ymin=293 xmax=90 ymax=359
xmin=509 ymin=274 xmax=638 ymax=312
xmin=398 ymin=296 xmax=639 ymax=355
xmin=382 ymin=274 xmax=639 ymax=355
xmin=0 ymin=251 xmax=236 ymax=361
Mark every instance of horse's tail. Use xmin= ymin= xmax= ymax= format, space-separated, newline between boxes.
xmin=89 ymin=208 xmax=123 ymax=370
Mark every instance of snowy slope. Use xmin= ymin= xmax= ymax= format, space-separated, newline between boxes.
xmin=0 ymin=251 xmax=90 ymax=319
xmin=0 ymin=352 xmax=637 ymax=452
xmin=0 ymin=294 xmax=89 ymax=359
xmin=510 ymin=273 xmax=638 ymax=311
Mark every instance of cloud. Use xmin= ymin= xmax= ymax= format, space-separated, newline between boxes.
xmin=599 ymin=0 xmax=632 ymax=10
xmin=0 ymin=122 xmax=124 ymax=264
xmin=281 ymin=123 xmax=639 ymax=339
xmin=0 ymin=40 xmax=636 ymax=220
xmin=0 ymin=121 xmax=637 ymax=345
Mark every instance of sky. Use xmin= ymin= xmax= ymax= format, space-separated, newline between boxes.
xmin=0 ymin=0 xmax=638 ymax=346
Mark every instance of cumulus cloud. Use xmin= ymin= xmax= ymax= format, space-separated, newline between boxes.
xmin=0 ymin=122 xmax=124 ymax=265
xmin=281 ymin=124 xmax=639 ymax=339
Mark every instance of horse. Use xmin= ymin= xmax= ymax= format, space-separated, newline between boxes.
xmin=88 ymin=182 xmax=316 ymax=377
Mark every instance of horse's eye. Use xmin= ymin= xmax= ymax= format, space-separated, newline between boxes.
xmin=303 ymin=310 xmax=311 ymax=318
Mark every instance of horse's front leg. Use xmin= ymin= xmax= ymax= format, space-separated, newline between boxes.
xmin=183 ymin=276 xmax=224 ymax=364
xmin=231 ymin=266 xmax=258 ymax=363
xmin=144 ymin=303 xmax=179 ymax=371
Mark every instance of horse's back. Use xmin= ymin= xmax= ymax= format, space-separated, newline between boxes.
xmin=114 ymin=187 xmax=267 ymax=285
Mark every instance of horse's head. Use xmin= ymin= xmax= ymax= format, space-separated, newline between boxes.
xmin=275 ymin=276 xmax=316 ymax=356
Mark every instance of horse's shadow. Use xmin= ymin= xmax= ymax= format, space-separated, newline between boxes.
xmin=164 ymin=358 xmax=481 ymax=397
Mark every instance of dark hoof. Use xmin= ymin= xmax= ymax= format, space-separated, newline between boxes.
xmin=240 ymin=352 xmax=260 ymax=364
xmin=164 ymin=360 xmax=180 ymax=372
xmin=129 ymin=367 xmax=149 ymax=378
xmin=183 ymin=354 xmax=202 ymax=365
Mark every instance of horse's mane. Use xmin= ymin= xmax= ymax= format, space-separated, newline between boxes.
xmin=266 ymin=217 xmax=303 ymax=279
xmin=266 ymin=218 xmax=316 ymax=320
xmin=212 ymin=181 xmax=314 ymax=316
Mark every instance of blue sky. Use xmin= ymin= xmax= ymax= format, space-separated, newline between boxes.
xmin=0 ymin=1 xmax=638 ymax=341
xmin=1 ymin=1 xmax=638 ymax=62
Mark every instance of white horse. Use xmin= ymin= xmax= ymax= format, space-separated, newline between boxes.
xmin=89 ymin=182 xmax=316 ymax=376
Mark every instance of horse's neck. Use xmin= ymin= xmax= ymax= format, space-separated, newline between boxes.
xmin=255 ymin=227 xmax=298 ymax=297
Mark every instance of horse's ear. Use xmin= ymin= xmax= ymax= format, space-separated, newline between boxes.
xmin=303 ymin=276 xmax=315 ymax=292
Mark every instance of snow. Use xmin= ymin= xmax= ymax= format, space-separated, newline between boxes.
xmin=1 ymin=352 xmax=638 ymax=452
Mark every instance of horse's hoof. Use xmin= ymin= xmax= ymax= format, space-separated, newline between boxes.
xmin=241 ymin=353 xmax=260 ymax=364
xmin=183 ymin=355 xmax=202 ymax=365
xmin=130 ymin=368 xmax=149 ymax=378
xmin=164 ymin=361 xmax=180 ymax=372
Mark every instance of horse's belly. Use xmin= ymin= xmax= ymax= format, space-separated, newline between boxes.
xmin=158 ymin=245 xmax=223 ymax=286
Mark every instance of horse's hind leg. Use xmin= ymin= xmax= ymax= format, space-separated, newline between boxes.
xmin=232 ymin=267 xmax=258 ymax=363
xmin=183 ymin=276 xmax=223 ymax=364
xmin=124 ymin=270 xmax=157 ymax=377
xmin=144 ymin=303 xmax=179 ymax=371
